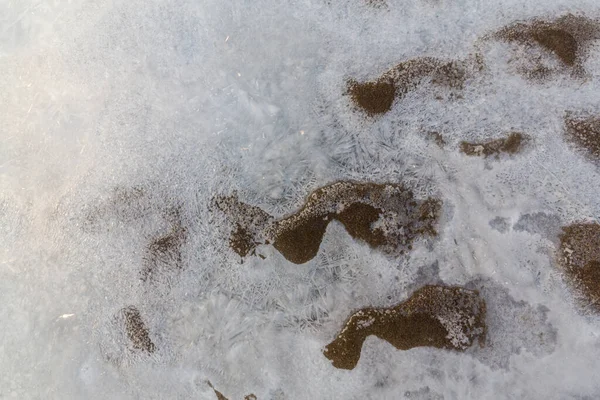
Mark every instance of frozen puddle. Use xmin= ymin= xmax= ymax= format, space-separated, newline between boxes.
xmin=2 ymin=0 xmax=600 ymax=399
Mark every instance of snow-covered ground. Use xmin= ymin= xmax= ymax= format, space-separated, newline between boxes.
xmin=2 ymin=0 xmax=600 ymax=398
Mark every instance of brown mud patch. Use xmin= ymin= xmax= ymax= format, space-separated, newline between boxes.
xmin=564 ymin=113 xmax=600 ymax=160
xmin=348 ymin=79 xmax=396 ymax=116
xmin=121 ymin=306 xmax=155 ymax=353
xmin=558 ymin=223 xmax=600 ymax=312
xmin=460 ymin=132 xmax=528 ymax=158
xmin=494 ymin=14 xmax=600 ymax=79
xmin=214 ymin=181 xmax=441 ymax=264
xmin=323 ymin=285 xmax=486 ymax=370
xmin=141 ymin=207 xmax=187 ymax=282
xmin=348 ymin=56 xmax=481 ymax=116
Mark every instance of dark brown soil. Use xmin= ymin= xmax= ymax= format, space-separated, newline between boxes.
xmin=495 ymin=14 xmax=600 ymax=78
xmin=336 ymin=203 xmax=386 ymax=247
xmin=460 ymin=132 xmax=527 ymax=157
xmin=215 ymin=181 xmax=441 ymax=264
xmin=564 ymin=114 xmax=600 ymax=160
xmin=558 ymin=223 xmax=600 ymax=312
xmin=121 ymin=306 xmax=155 ymax=353
xmin=272 ymin=215 xmax=331 ymax=264
xmin=531 ymin=28 xmax=578 ymax=66
xmin=323 ymin=285 xmax=486 ymax=370
xmin=348 ymin=56 xmax=474 ymax=115
xmin=271 ymin=182 xmax=441 ymax=263
xmin=348 ymin=79 xmax=396 ymax=116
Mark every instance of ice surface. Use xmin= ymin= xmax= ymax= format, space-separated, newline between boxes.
xmin=2 ymin=0 xmax=600 ymax=399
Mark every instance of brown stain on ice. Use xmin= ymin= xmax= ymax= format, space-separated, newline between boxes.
xmin=494 ymin=14 xmax=600 ymax=79
xmin=81 ymin=186 xmax=150 ymax=231
xmin=214 ymin=181 xmax=441 ymax=264
xmin=558 ymin=223 xmax=600 ymax=312
xmin=229 ymin=224 xmax=258 ymax=258
xmin=207 ymin=382 xmax=257 ymax=400
xmin=213 ymin=194 xmax=274 ymax=258
xmin=366 ymin=0 xmax=386 ymax=7
xmin=348 ymin=56 xmax=481 ymax=116
xmin=207 ymin=381 xmax=228 ymax=400
xmin=460 ymin=132 xmax=528 ymax=158
xmin=404 ymin=386 xmax=444 ymax=400
xmin=79 ymin=186 xmax=190 ymax=282
xmin=121 ymin=306 xmax=155 ymax=353
xmin=564 ymin=113 xmax=600 ymax=161
xmin=323 ymin=285 xmax=486 ymax=370
xmin=141 ymin=207 xmax=187 ymax=282
xmin=427 ymin=131 xmax=446 ymax=148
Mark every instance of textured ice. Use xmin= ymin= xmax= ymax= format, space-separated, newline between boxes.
xmin=489 ymin=216 xmax=510 ymax=233
xmin=3 ymin=0 xmax=600 ymax=399
xmin=513 ymin=212 xmax=563 ymax=237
